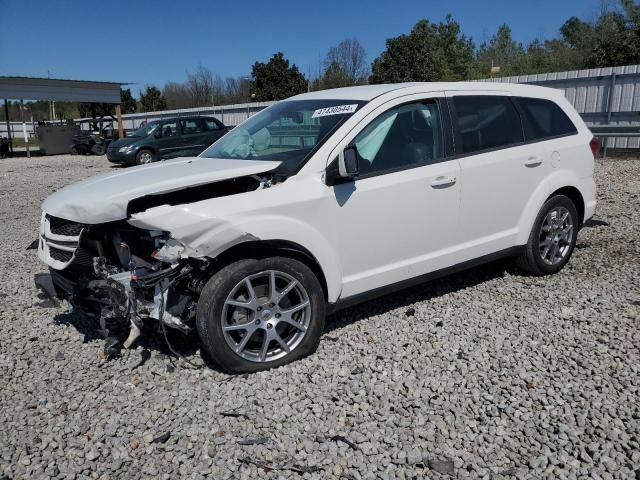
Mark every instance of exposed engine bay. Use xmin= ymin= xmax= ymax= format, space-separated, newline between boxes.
xmin=35 ymin=171 xmax=276 ymax=357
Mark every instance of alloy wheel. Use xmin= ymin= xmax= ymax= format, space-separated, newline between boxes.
xmin=538 ymin=206 xmax=574 ymax=265
xmin=221 ymin=270 xmax=311 ymax=363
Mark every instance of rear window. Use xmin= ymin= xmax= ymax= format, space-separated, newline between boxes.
xmin=517 ymin=97 xmax=577 ymax=140
xmin=453 ymin=96 xmax=524 ymax=154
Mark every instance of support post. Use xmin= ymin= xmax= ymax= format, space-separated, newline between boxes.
xmin=605 ymin=72 xmax=617 ymax=155
xmin=4 ymin=99 xmax=13 ymax=154
xmin=115 ymin=104 xmax=124 ymax=139
xmin=20 ymin=99 xmax=30 ymax=159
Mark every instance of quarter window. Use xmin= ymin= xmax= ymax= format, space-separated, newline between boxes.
xmin=353 ymin=101 xmax=444 ymax=175
xmin=453 ymin=96 xmax=523 ymax=154
xmin=518 ymin=97 xmax=577 ymax=140
xmin=203 ymin=118 xmax=222 ymax=131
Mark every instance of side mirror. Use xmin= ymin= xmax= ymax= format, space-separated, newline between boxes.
xmin=338 ymin=146 xmax=359 ymax=178
xmin=154 ymin=130 xmax=162 ymax=138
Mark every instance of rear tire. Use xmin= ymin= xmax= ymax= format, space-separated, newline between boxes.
xmin=135 ymin=149 xmax=154 ymax=165
xmin=516 ymin=194 xmax=579 ymax=275
xmin=196 ymin=257 xmax=326 ymax=373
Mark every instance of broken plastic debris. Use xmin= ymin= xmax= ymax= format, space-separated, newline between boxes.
xmin=152 ymin=432 xmax=171 ymax=444
xmin=237 ymin=437 xmax=269 ymax=446
xmin=151 ymin=238 xmax=186 ymax=264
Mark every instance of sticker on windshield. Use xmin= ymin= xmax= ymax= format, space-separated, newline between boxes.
xmin=312 ymin=104 xmax=358 ymax=118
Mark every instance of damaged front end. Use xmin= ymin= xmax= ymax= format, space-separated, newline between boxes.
xmin=35 ymin=213 xmax=212 ymax=356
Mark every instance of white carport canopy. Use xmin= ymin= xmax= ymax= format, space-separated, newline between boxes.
xmin=0 ymin=76 xmax=124 ymax=103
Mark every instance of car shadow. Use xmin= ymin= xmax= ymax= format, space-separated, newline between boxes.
xmin=52 ymin=308 xmax=210 ymax=367
xmin=324 ymin=257 xmax=518 ymax=334
xmin=50 ymin=257 xmax=520 ymax=372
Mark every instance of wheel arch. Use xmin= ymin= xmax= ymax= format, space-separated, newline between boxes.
xmin=515 ymin=170 xmax=587 ymax=245
xmin=211 ymin=239 xmax=331 ymax=302
xmin=550 ymin=186 xmax=585 ymax=227
xmin=137 ymin=145 xmax=156 ymax=154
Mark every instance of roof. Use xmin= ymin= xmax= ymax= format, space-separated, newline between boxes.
xmin=290 ymin=81 xmax=561 ymax=101
xmin=0 ymin=76 xmax=129 ymax=103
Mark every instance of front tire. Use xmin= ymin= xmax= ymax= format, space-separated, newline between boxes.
xmin=135 ymin=149 xmax=154 ymax=165
xmin=196 ymin=257 xmax=326 ymax=373
xmin=516 ymin=194 xmax=579 ymax=275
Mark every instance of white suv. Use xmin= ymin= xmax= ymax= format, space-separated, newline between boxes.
xmin=36 ymin=82 xmax=598 ymax=372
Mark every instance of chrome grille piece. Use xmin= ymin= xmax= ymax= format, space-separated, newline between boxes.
xmin=47 ymin=216 xmax=85 ymax=236
xmin=38 ymin=214 xmax=85 ymax=269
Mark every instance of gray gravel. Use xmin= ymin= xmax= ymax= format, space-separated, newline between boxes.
xmin=1 ymin=154 xmax=639 ymax=480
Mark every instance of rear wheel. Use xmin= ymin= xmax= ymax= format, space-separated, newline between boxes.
xmin=135 ymin=149 xmax=154 ymax=165
xmin=196 ymin=257 xmax=326 ymax=373
xmin=516 ymin=194 xmax=579 ymax=275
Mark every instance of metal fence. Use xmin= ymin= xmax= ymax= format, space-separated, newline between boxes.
xmin=3 ymin=64 xmax=640 ymax=150
xmin=76 ymin=101 xmax=276 ymax=132
xmin=0 ymin=101 xmax=275 ymax=139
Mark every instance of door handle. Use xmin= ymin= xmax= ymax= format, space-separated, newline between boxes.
xmin=431 ymin=176 xmax=456 ymax=188
xmin=524 ymin=156 xmax=543 ymax=167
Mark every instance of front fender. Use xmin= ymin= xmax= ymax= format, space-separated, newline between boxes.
xmin=129 ymin=207 xmax=343 ymax=302
xmin=515 ymin=169 xmax=586 ymax=245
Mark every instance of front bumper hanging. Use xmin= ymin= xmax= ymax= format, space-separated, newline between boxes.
xmin=34 ymin=260 xmax=194 ymax=357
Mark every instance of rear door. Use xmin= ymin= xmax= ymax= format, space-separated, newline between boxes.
xmin=447 ymin=92 xmax=546 ymax=259
xmin=201 ymin=117 xmax=227 ymax=149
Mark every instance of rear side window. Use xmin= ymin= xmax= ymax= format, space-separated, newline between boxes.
xmin=453 ymin=96 xmax=523 ymax=154
xmin=179 ymin=119 xmax=204 ymax=135
xmin=203 ymin=118 xmax=223 ymax=131
xmin=517 ymin=97 xmax=577 ymax=140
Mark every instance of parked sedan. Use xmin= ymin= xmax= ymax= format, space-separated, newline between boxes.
xmin=107 ymin=116 xmax=228 ymax=165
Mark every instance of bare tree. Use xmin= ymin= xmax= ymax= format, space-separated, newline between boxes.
xmin=324 ymin=39 xmax=369 ymax=85
xmin=185 ymin=64 xmax=226 ymax=107
xmin=163 ymin=82 xmax=191 ymax=109
xmin=224 ymin=77 xmax=252 ymax=104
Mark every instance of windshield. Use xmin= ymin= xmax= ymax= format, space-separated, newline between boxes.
xmin=201 ymin=99 xmax=365 ymax=176
xmin=131 ymin=121 xmax=160 ymax=137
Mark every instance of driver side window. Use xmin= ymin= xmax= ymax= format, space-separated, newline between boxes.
xmin=354 ymin=101 xmax=443 ymax=175
xmin=160 ymin=121 xmax=177 ymax=137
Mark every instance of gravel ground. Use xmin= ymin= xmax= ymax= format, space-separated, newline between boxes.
xmin=0 ymin=154 xmax=639 ymax=480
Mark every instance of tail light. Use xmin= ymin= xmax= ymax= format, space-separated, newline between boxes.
xmin=589 ymin=136 xmax=600 ymax=159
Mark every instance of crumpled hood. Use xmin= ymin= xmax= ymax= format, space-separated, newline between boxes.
xmin=42 ymin=157 xmax=281 ymax=224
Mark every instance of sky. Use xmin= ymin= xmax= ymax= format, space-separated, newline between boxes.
xmin=1 ymin=0 xmax=604 ymax=96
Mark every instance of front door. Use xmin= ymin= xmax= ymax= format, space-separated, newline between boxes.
xmin=154 ymin=120 xmax=179 ymax=159
xmin=329 ymin=97 xmax=461 ymax=299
